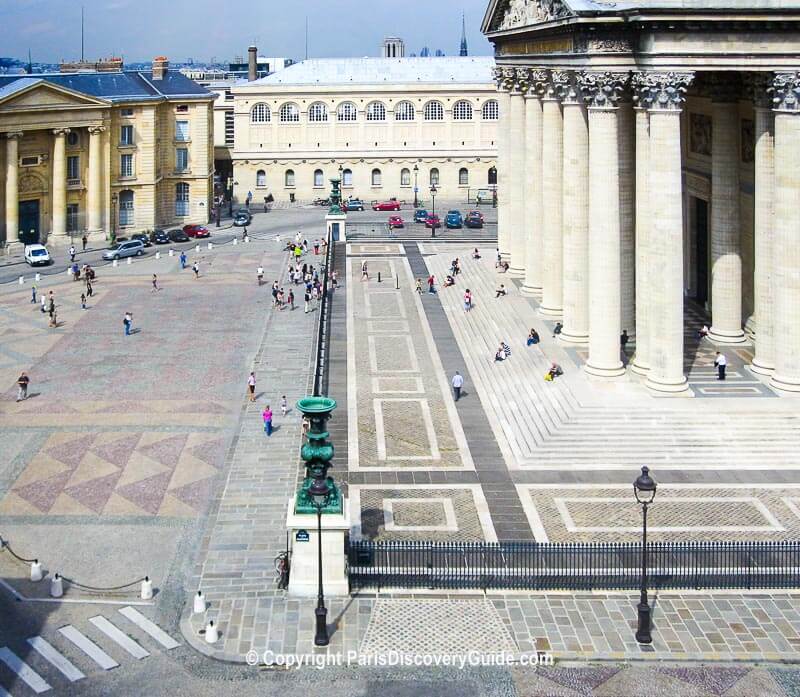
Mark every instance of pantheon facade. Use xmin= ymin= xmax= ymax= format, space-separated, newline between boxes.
xmin=482 ymin=0 xmax=800 ymax=393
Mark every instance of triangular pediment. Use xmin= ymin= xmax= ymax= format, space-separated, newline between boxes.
xmin=483 ymin=0 xmax=574 ymax=33
xmin=0 ymin=80 xmax=109 ymax=111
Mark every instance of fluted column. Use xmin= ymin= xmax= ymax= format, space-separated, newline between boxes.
xmin=709 ymin=91 xmax=745 ymax=343
xmin=521 ymin=74 xmax=545 ymax=297
xmin=618 ymin=101 xmax=636 ymax=338
xmin=539 ymin=70 xmax=567 ymax=317
xmin=494 ymin=68 xmax=514 ymax=260
xmin=632 ymin=107 xmax=650 ymax=374
xmin=508 ymin=71 xmax=528 ymax=275
xmin=5 ymin=132 xmax=22 ymax=244
xmin=51 ymin=128 xmax=69 ymax=237
xmin=770 ymin=72 xmax=800 ymax=392
xmin=635 ymin=72 xmax=693 ymax=393
xmin=87 ymin=126 xmax=105 ymax=233
xmin=560 ymin=76 xmax=589 ymax=343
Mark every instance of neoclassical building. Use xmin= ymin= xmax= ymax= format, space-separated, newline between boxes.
xmin=0 ymin=58 xmax=213 ymax=246
xmin=230 ymin=57 xmax=498 ymax=204
xmin=482 ymin=0 xmax=800 ymax=393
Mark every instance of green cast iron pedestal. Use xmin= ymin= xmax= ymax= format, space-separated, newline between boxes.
xmin=294 ymin=396 xmax=342 ymax=514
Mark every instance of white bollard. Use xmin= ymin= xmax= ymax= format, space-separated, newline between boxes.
xmin=155 ymin=252 xmax=161 ymax=260
xmin=140 ymin=576 xmax=153 ymax=600
xmin=126 ymin=256 xmax=132 ymax=265
xmin=195 ymin=244 xmax=200 ymax=253
xmin=245 ymin=237 xmax=251 ymax=243
xmin=65 ymin=267 xmax=72 ymax=277
xmin=204 ymin=620 xmax=218 ymax=644
xmin=233 ymin=238 xmax=238 ymax=246
xmin=169 ymin=249 xmax=174 ymax=257
xmin=50 ymin=573 xmax=63 ymax=598
xmin=30 ymin=560 xmax=43 ymax=582
xmin=207 ymin=242 xmax=213 ymax=250
xmin=18 ymin=276 xmax=24 ymax=285
xmin=113 ymin=259 xmax=118 ymax=267
xmin=35 ymin=273 xmax=41 ymax=282
xmin=276 ymin=235 xmax=281 ymax=243
xmin=193 ymin=590 xmax=206 ymax=614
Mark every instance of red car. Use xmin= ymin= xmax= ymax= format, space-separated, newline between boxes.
xmin=183 ymin=224 xmax=210 ymax=238
xmin=372 ymin=198 xmax=401 ymax=211
xmin=388 ymin=215 xmax=404 ymax=229
xmin=425 ymin=214 xmax=441 ymax=229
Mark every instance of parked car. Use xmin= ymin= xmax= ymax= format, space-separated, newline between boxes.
xmin=343 ymin=199 xmax=364 ymax=212
xmin=372 ymin=198 xmax=401 ymax=211
xmin=445 ymin=210 xmax=463 ymax=229
xmin=169 ymin=228 xmax=190 ymax=242
xmin=183 ymin=224 xmax=210 ymax=238
xmin=150 ymin=229 xmax=170 ymax=244
xmin=465 ymin=210 xmax=484 ymax=229
xmin=387 ymin=215 xmax=404 ymax=229
xmin=313 ymin=197 xmax=330 ymax=206
xmin=425 ymin=214 xmax=441 ymax=229
xmin=414 ymin=209 xmax=429 ymax=223
xmin=24 ymin=244 xmax=52 ymax=266
xmin=233 ymin=209 xmax=252 ymax=227
xmin=131 ymin=232 xmax=152 ymax=247
xmin=474 ymin=189 xmax=494 ymax=206
xmin=102 ymin=240 xmax=145 ymax=260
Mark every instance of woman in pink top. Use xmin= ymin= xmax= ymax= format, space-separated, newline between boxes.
xmin=262 ymin=405 xmax=273 ymax=436
xmin=463 ymin=289 xmax=473 ymax=312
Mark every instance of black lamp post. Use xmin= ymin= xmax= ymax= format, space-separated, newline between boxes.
xmin=489 ymin=166 xmax=498 ymax=208
xmin=309 ymin=474 xmax=331 ymax=646
xmin=110 ymin=193 xmax=117 ymax=244
xmin=430 ymin=183 xmax=437 ymax=238
xmin=633 ymin=465 xmax=657 ymax=644
xmin=413 ymin=164 xmax=419 ymax=208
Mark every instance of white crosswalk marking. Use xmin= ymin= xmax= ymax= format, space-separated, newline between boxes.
xmin=118 ymin=607 xmax=180 ymax=650
xmin=27 ymin=636 xmax=85 ymax=682
xmin=0 ymin=647 xmax=52 ymax=693
xmin=89 ymin=617 xmax=149 ymax=659
xmin=58 ymin=626 xmax=119 ymax=670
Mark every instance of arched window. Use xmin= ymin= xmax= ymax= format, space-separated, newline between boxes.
xmin=285 ymin=169 xmax=295 ymax=187
xmin=175 ymin=182 xmax=190 ymax=216
xmin=279 ymin=103 xmax=300 ymax=123
xmin=481 ymin=99 xmax=499 ymax=120
xmin=395 ymin=101 xmax=415 ymax=121
xmin=429 ymin=168 xmax=440 ymax=186
xmin=67 ymin=131 xmax=79 ymax=147
xmin=251 ymin=103 xmax=270 ymax=123
xmin=459 ymin=167 xmax=469 ymax=185
xmin=342 ymin=168 xmax=353 ymax=186
xmin=256 ymin=169 xmax=266 ymax=187
xmin=400 ymin=168 xmax=411 ymax=186
xmin=488 ymin=166 xmax=497 ymax=185
xmin=424 ymin=101 xmax=444 ymax=121
xmin=308 ymin=102 xmax=328 ymax=122
xmin=371 ymin=168 xmax=382 ymax=186
xmin=119 ymin=190 xmax=134 ymax=226
xmin=453 ymin=100 xmax=473 ymax=120
xmin=314 ymin=169 xmax=324 ymax=187
xmin=366 ymin=101 xmax=386 ymax=121
xmin=337 ymin=102 xmax=357 ymax=122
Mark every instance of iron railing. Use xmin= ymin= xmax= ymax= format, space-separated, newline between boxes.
xmin=348 ymin=540 xmax=800 ymax=592
xmin=309 ymin=229 xmax=334 ymax=396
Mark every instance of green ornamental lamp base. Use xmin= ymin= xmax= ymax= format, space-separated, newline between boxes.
xmin=294 ymin=476 xmax=343 ymax=515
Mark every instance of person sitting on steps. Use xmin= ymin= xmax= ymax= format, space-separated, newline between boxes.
xmin=527 ymin=329 xmax=540 ymax=346
xmin=553 ymin=322 xmax=563 ymax=338
xmin=495 ymin=284 xmax=507 ymax=298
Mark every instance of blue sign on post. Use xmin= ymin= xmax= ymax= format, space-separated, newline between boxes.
xmin=295 ymin=529 xmax=309 ymax=542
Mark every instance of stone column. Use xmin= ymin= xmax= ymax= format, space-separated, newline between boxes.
xmin=521 ymin=73 xmax=545 ymax=297
xmin=770 ymin=72 xmax=800 ymax=392
xmin=539 ymin=70 xmax=567 ymax=317
xmin=51 ymin=128 xmax=70 ymax=237
xmin=494 ymin=67 xmax=515 ymax=260
xmin=618 ymin=101 xmax=636 ymax=338
xmin=580 ymin=72 xmax=627 ymax=376
xmin=709 ymin=90 xmax=745 ymax=343
xmin=632 ymin=107 xmax=650 ymax=374
xmin=560 ymin=75 xmax=590 ymax=343
xmin=4 ymin=132 xmax=22 ymax=244
xmin=635 ymin=71 xmax=693 ymax=393
xmin=87 ymin=126 xmax=105 ymax=234
xmin=508 ymin=70 xmax=528 ymax=275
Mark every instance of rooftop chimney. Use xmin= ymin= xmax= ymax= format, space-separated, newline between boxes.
xmin=248 ymin=45 xmax=257 ymax=81
xmin=152 ymin=56 xmax=169 ymax=80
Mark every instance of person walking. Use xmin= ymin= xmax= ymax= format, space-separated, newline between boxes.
xmin=69 ymin=244 xmax=76 ymax=262
xmin=257 ymin=266 xmax=264 ymax=286
xmin=192 ymin=261 xmax=199 ymax=279
xmin=81 ymin=233 xmax=88 ymax=252
xmin=16 ymin=372 xmax=29 ymax=402
xmin=304 ymin=290 xmax=311 ymax=314
xmin=452 ymin=371 xmax=464 ymax=401
xmin=40 ymin=295 xmax=47 ymax=314
xmin=262 ymin=404 xmax=273 ymax=436
xmin=463 ymin=288 xmax=472 ymax=312
xmin=281 ymin=395 xmax=288 ymax=417
xmin=415 ymin=278 xmax=423 ymax=294
xmin=152 ymin=274 xmax=160 ymax=292
xmin=123 ymin=311 xmax=133 ymax=336
xmin=31 ymin=285 xmax=37 ymax=304
xmin=80 ymin=292 xmax=86 ymax=310
xmin=180 ymin=251 xmax=187 ymax=270
xmin=313 ymin=239 xmax=320 ymax=255
xmin=86 ymin=280 xmax=93 ymax=298
xmin=714 ymin=351 xmax=727 ymax=380
xmin=294 ymin=245 xmax=302 ymax=263
xmin=247 ymin=372 xmax=256 ymax=401
xmin=288 ymin=288 xmax=295 ymax=310
xmin=427 ymin=274 xmax=436 ymax=294
xmin=361 ymin=261 xmax=369 ymax=281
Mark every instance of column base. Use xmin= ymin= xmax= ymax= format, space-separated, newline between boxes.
xmin=508 ymin=266 xmax=525 ymax=277
xmin=538 ymin=304 xmax=562 ymax=318
xmin=744 ymin=316 xmax=756 ymax=338
xmin=584 ymin=362 xmax=625 ymax=378
xmin=708 ymin=327 xmax=746 ymax=344
xmin=645 ymin=375 xmax=690 ymax=394
xmin=750 ymin=358 xmax=775 ymax=376
xmin=630 ymin=357 xmax=650 ymax=376
xmin=519 ymin=284 xmax=542 ymax=298
xmin=500 ymin=251 xmax=510 ymax=261
xmin=559 ymin=329 xmax=589 ymax=345
xmin=770 ymin=374 xmax=800 ymax=393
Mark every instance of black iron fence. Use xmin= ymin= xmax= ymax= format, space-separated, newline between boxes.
xmin=348 ymin=540 xmax=800 ymax=592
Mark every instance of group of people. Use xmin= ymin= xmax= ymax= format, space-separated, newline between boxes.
xmin=246 ymin=372 xmax=289 ymax=437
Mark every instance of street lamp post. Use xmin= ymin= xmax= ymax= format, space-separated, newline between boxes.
xmin=489 ymin=166 xmax=498 ymax=208
xmin=110 ymin=193 xmax=117 ymax=244
xmin=413 ymin=164 xmax=419 ymax=208
xmin=430 ymin=183 xmax=437 ymax=238
xmin=633 ymin=465 xmax=657 ymax=644
xmin=309 ymin=474 xmax=331 ymax=647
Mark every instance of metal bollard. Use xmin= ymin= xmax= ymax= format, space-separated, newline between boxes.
xmin=233 ymin=238 xmax=238 ymax=245
xmin=155 ymin=252 xmax=161 ymax=260
xmin=18 ymin=276 xmax=24 ymax=285
xmin=65 ymin=267 xmax=72 ymax=277
xmin=169 ymin=249 xmax=174 ymax=257
xmin=113 ymin=259 xmax=118 ymax=267
xmin=35 ymin=273 xmax=41 ymax=282
xmin=195 ymin=244 xmax=200 ymax=253
xmin=378 ymin=271 xmax=381 ymax=283
xmin=207 ymin=242 xmax=213 ymax=250
xmin=127 ymin=256 xmax=132 ymax=265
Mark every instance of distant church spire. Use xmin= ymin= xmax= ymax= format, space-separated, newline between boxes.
xmin=460 ymin=12 xmax=468 ymax=56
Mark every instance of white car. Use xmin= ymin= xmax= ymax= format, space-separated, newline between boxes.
xmin=24 ymin=244 xmax=52 ymax=266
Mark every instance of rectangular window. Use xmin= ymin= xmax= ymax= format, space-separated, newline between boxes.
xmin=175 ymin=120 xmax=190 ymax=142
xmin=67 ymin=156 xmax=80 ymax=181
xmin=20 ymin=156 xmax=40 ymax=167
xmin=121 ymin=108 xmax=134 ymax=117
xmin=120 ymin=124 xmax=134 ymax=145
xmin=120 ymin=153 xmax=133 ymax=177
xmin=176 ymin=104 xmax=189 ymax=113
xmin=224 ymin=111 xmax=234 ymax=145
xmin=66 ymin=204 xmax=79 ymax=232
xmin=176 ymin=148 xmax=188 ymax=172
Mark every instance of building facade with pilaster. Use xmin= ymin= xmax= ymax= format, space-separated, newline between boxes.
xmin=483 ymin=0 xmax=800 ymax=393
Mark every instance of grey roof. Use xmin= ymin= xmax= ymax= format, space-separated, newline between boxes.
xmin=0 ymin=77 xmax=43 ymax=101
xmin=0 ymin=70 xmax=210 ymax=103
xmin=248 ymin=57 xmax=495 ymax=86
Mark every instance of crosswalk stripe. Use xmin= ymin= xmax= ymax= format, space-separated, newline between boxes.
xmin=0 ymin=647 xmax=51 ymax=693
xmin=57 ymin=626 xmax=119 ymax=670
xmin=26 ymin=637 xmax=85 ymax=682
xmin=89 ymin=617 xmax=149 ymax=659
xmin=118 ymin=607 xmax=180 ymax=650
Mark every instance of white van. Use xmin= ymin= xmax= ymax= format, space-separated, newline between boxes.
xmin=24 ymin=244 xmax=52 ymax=266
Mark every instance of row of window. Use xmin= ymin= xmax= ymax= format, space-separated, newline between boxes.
xmin=115 ymin=183 xmax=192 ymax=225
xmin=118 ymin=148 xmax=190 ymax=178
xmin=65 ymin=121 xmax=191 ymax=149
xmin=251 ymin=99 xmax=499 ymax=124
xmin=258 ymin=166 xmax=472 ymax=188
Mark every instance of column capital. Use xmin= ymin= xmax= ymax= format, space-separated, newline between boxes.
xmin=771 ymin=71 xmax=800 ymax=112
xmin=493 ymin=66 xmax=518 ymax=92
xmin=52 ymin=127 xmax=71 ymax=137
xmin=632 ymin=71 xmax=694 ymax=111
xmin=511 ymin=67 xmax=530 ymax=94
xmin=527 ymin=69 xmax=549 ymax=98
xmin=88 ymin=125 xmax=107 ymax=135
xmin=561 ymin=72 xmax=586 ymax=105
xmin=578 ymin=71 xmax=629 ymax=108
xmin=743 ymin=72 xmax=773 ymax=109
xmin=5 ymin=130 xmax=24 ymax=140
xmin=541 ymin=70 xmax=569 ymax=101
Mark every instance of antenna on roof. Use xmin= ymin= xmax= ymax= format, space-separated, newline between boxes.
xmin=27 ymin=48 xmax=33 ymax=74
xmin=305 ymin=17 xmax=308 ymax=60
xmin=460 ymin=10 xmax=468 ymax=56
xmin=81 ymin=5 xmax=85 ymax=61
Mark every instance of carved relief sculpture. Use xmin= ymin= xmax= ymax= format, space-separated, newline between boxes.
xmin=497 ymin=0 xmax=572 ymax=30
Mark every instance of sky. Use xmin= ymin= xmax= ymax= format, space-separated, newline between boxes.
xmin=0 ymin=0 xmax=495 ymax=64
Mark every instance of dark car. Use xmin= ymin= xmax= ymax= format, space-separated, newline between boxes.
xmin=445 ymin=210 xmax=463 ymax=229
xmin=465 ymin=210 xmax=484 ymax=229
xmin=131 ymin=232 xmax=152 ymax=247
xmin=425 ymin=214 xmax=441 ymax=229
xmin=343 ymin=199 xmax=364 ymax=212
xmin=233 ymin=209 xmax=252 ymax=227
xmin=414 ymin=209 xmax=429 ymax=223
xmin=183 ymin=224 xmax=210 ymax=238
xmin=150 ymin=229 xmax=170 ymax=244
xmin=168 ymin=228 xmax=190 ymax=243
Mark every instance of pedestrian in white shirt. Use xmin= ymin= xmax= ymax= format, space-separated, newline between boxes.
xmin=714 ymin=352 xmax=727 ymax=380
xmin=452 ymin=371 xmax=464 ymax=401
